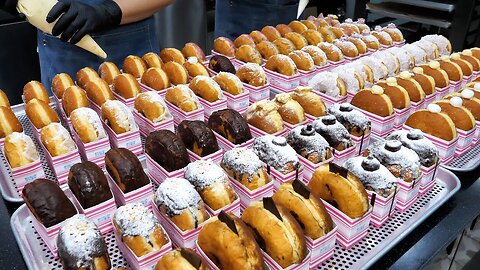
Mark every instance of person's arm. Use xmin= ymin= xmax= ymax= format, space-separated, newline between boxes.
xmin=114 ymin=0 xmax=174 ymax=25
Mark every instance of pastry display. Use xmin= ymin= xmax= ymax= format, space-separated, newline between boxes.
xmin=302 ymin=29 xmax=323 ymax=46
xmin=134 ymin=92 xmax=170 ymax=123
xmin=142 ymin=52 xmax=164 ymax=68
xmin=113 ymin=203 xmax=169 ymax=256
xmin=327 ymin=103 xmax=371 ymax=137
xmin=145 ymin=130 xmax=190 ymax=172
xmin=76 ymin=67 xmax=100 ymax=89
xmin=40 ymin=123 xmax=77 ymax=157
xmin=351 ymin=86 xmax=395 ymax=117
xmin=376 ymin=77 xmax=411 ymax=109
xmin=301 ymin=45 xmax=327 ymax=66
xmin=165 ymin=85 xmax=199 ymax=112
xmin=52 ymin=73 xmax=75 ymax=99
xmin=333 ymin=38 xmax=359 ymax=58
xmin=261 ymin=25 xmax=282 ymax=42
xmin=184 ymin=160 xmax=237 ymax=210
xmin=182 ymin=42 xmax=207 ymax=62
xmin=84 ymin=77 xmax=115 ymax=107
xmin=308 ymin=71 xmax=347 ymax=98
xmin=291 ymin=86 xmax=326 ymax=117
xmin=318 ymin=42 xmax=344 ymax=62
xmin=364 ymin=140 xmax=421 ymax=182
xmin=160 ymin=47 xmax=186 ymax=64
xmin=412 ymin=67 xmax=436 ymax=96
xmin=287 ymin=124 xmax=333 ymax=163
xmin=241 ymin=198 xmax=307 ymax=268
xmin=235 ymin=45 xmax=263 ymax=64
xmin=123 ymin=55 xmax=147 ymax=78
xmin=208 ymin=109 xmax=253 ymax=145
xmin=406 ymin=104 xmax=457 ymax=141
xmin=343 ymin=156 xmax=397 ymax=197
xmin=433 ymin=98 xmax=476 ymax=132
xmin=184 ymin=57 xmax=210 ymax=78
xmin=386 ymin=129 xmax=440 ymax=167
xmin=62 ymin=85 xmax=88 ymax=117
xmin=155 ymin=248 xmax=210 ymax=270
xmin=70 ymin=107 xmax=107 ymax=143
xmin=250 ymin=30 xmax=269 ymax=44
xmin=23 ymin=80 xmax=49 ymax=104
xmin=98 ymin=62 xmax=121 ymax=85
xmin=340 ymin=19 xmax=360 ymax=35
xmin=403 ymin=44 xmax=428 ymax=65
xmin=308 ymin=163 xmax=369 ymax=218
xmin=234 ymin=34 xmax=256 ymax=48
xmin=245 ymin=100 xmax=284 ymax=134
xmin=22 ymin=178 xmax=77 ymax=228
xmin=284 ymin=32 xmax=308 ymax=50
xmin=395 ymin=71 xmax=426 ymax=103
xmin=213 ymin=37 xmax=236 ymax=57
xmin=256 ymin=40 xmax=280 ymax=60
xmin=68 ymin=161 xmax=112 ymax=209
xmin=198 ymin=212 xmax=264 ymax=270
xmin=313 ymin=115 xmax=354 ymax=151
xmin=57 ymin=214 xmax=111 ymax=270
xmin=253 ymin=135 xmax=299 ymax=174
xmin=360 ymin=56 xmax=388 ymax=81
xmin=213 ymin=72 xmax=244 ymax=95
xmin=274 ymin=93 xmax=306 ymax=124
xmin=154 ymin=177 xmax=209 ymax=231
xmin=221 ymin=147 xmax=270 ymax=190
xmin=163 ymin=61 xmax=189 ymax=85
xmin=105 ymin=148 xmax=150 ymax=193
xmin=209 ymin=55 xmax=236 ymax=74
xmin=420 ymin=34 xmax=452 ymax=55
xmin=189 ymin=76 xmax=223 ymax=102
xmin=331 ymin=65 xmax=365 ymax=94
xmin=177 ymin=120 xmax=220 ymax=157
xmin=288 ymin=50 xmax=315 ymax=71
xmin=0 ymin=106 xmax=23 ymax=137
xmin=265 ymin=54 xmax=297 ymax=76
xmin=3 ymin=132 xmax=39 ymax=168
xmin=141 ymin=67 xmax=170 ymax=91
xmin=273 ymin=37 xmax=296 ymax=55
xmin=101 ymin=100 xmax=136 ymax=134
xmin=112 ymin=73 xmax=141 ymax=99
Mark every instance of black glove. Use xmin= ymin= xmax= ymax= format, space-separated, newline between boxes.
xmin=46 ymin=0 xmax=122 ymax=44
xmin=0 ymin=0 xmax=18 ymax=14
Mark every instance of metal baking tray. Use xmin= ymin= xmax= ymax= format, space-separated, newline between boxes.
xmin=11 ymin=167 xmax=460 ymax=270
xmin=441 ymin=142 xmax=480 ymax=173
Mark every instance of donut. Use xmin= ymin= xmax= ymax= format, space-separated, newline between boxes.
xmin=347 ymin=35 xmax=368 ymax=55
xmin=308 ymin=71 xmax=347 ymax=97
xmin=324 ymin=14 xmax=340 ymax=26
xmin=62 ymin=86 xmax=88 ymax=117
xmin=213 ymin=72 xmax=244 ymax=95
xmin=340 ymin=20 xmax=360 ymax=35
xmin=359 ymin=31 xmax=381 ymax=51
xmin=163 ymin=61 xmax=188 ymax=85
xmin=289 ymin=20 xmax=308 ymax=33
xmin=265 ymin=54 xmax=298 ymax=76
xmin=413 ymin=40 xmax=439 ymax=60
xmin=301 ymin=45 xmax=327 ymax=66
xmin=331 ymin=65 xmax=365 ymax=94
xmin=25 ymin=98 xmax=59 ymax=129
xmin=317 ymin=27 xmax=336 ymax=43
xmin=134 ymin=92 xmax=170 ymax=123
xmin=317 ymin=42 xmax=344 ymax=62
xmin=0 ymin=107 xmax=23 ymax=137
xmin=256 ymin=40 xmax=279 ymax=60
xmin=98 ymin=62 xmax=121 ymax=85
xmin=420 ymin=61 xmax=450 ymax=88
xmin=252 ymin=135 xmax=300 ymax=174
xmin=249 ymin=30 xmax=268 ymax=44
xmin=386 ymin=46 xmax=415 ymax=72
xmin=354 ymin=18 xmax=370 ymax=34
xmin=333 ymin=38 xmax=359 ymax=58
xmin=471 ymin=47 xmax=480 ymax=61
xmin=382 ymin=23 xmax=404 ymax=42
xmin=376 ymin=77 xmax=411 ymax=109
xmin=142 ymin=52 xmax=164 ymax=68
xmin=445 ymin=89 xmax=480 ymax=121
xmin=308 ymin=162 xmax=369 ymax=219
xmin=302 ymin=29 xmax=323 ymax=45
xmin=403 ymin=44 xmax=428 ymax=65
xmin=301 ymin=20 xmax=318 ymax=30
xmin=274 ymin=93 xmax=306 ymax=124
xmin=141 ymin=67 xmax=170 ymax=91
xmin=112 ymin=73 xmax=141 ymax=99
xmin=460 ymin=50 xmax=480 ymax=72
xmin=273 ymin=38 xmax=296 ymax=55
xmin=371 ymin=50 xmax=400 ymax=76
xmin=312 ymin=115 xmax=354 ymax=151
xmin=189 ymin=76 xmax=223 ymax=102
xmin=361 ymin=56 xmax=389 ymax=81
xmin=438 ymin=56 xmax=463 ymax=81
xmin=155 ymin=248 xmax=210 ymax=270
xmin=246 ymin=100 xmax=284 ymax=134
xmin=412 ymin=67 xmax=436 ymax=96
xmin=284 ymin=32 xmax=308 ymax=50
xmin=123 ymin=55 xmax=147 ymax=78
xmin=420 ymin=34 xmax=452 ymax=55
xmin=450 ymin=53 xmax=474 ymax=77
xmin=0 ymin=89 xmax=10 ymax=108
xmin=433 ymin=98 xmax=476 ymax=131
xmin=345 ymin=62 xmax=375 ymax=86
xmin=84 ymin=78 xmax=114 ymax=107
xmin=23 ymin=80 xmax=50 ymax=104
xmin=52 ymin=73 xmax=75 ymax=99
xmin=386 ymin=129 xmax=440 ymax=167
xmin=372 ymin=27 xmax=393 ymax=46
xmin=235 ymin=45 xmax=263 ymax=64
xmin=184 ymin=57 xmax=210 ymax=78
xmin=286 ymin=124 xmax=333 ymax=163
xmin=213 ymin=37 xmax=236 ymax=57
xmin=236 ymin=63 xmax=268 ymax=86
xmin=327 ymin=103 xmax=371 ymax=137
xmin=405 ymin=104 xmax=457 ymax=141
xmin=276 ymin=24 xmax=293 ymax=37
xmin=234 ymin=34 xmax=256 ymax=48
xmin=160 ymin=47 xmax=185 ymax=64
xmin=209 ymin=55 xmax=236 ymax=74
xmin=291 ymin=86 xmax=327 ymax=117
xmin=396 ymin=71 xmax=426 ymax=103
xmin=101 ymin=100 xmax=136 ymax=134
xmin=165 ymin=85 xmax=199 ymax=112
xmin=351 ymin=86 xmax=395 ymax=117
xmin=221 ymin=148 xmax=271 ymax=190
xmin=261 ymin=25 xmax=282 ymax=42
xmin=288 ymin=50 xmax=315 ymax=71
xmin=181 ymin=42 xmax=206 ymax=62
xmin=76 ymin=67 xmax=100 ymax=89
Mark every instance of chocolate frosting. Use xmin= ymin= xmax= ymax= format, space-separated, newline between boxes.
xmin=218 ymin=210 xmax=238 ymax=235
xmin=105 ymin=148 xmax=150 ymax=192
xmin=263 ymin=197 xmax=283 ymax=221
xmin=145 ymin=130 xmax=190 ymax=172
xmin=22 ymin=179 xmax=77 ymax=227
xmin=209 ymin=55 xmax=236 ymax=74
xmin=68 ymin=161 xmax=112 ymax=209
xmin=177 ymin=120 xmax=219 ymax=156
xmin=208 ymin=109 xmax=252 ymax=144
xmin=180 ymin=248 xmax=203 ymax=269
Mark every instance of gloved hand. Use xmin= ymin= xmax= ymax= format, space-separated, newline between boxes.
xmin=0 ymin=0 xmax=19 ymax=14
xmin=46 ymin=0 xmax=122 ymax=44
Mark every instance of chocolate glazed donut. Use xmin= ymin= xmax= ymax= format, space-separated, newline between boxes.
xmin=209 ymin=55 xmax=236 ymax=74
xmin=177 ymin=120 xmax=220 ymax=157
xmin=105 ymin=148 xmax=150 ymax=193
xmin=208 ymin=109 xmax=253 ymax=145
xmin=145 ymin=130 xmax=190 ymax=172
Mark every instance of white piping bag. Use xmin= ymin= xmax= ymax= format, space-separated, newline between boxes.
xmin=297 ymin=0 xmax=309 ymax=19
xmin=17 ymin=0 xmax=107 ymax=58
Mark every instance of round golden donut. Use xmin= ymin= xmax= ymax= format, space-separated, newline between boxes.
xmin=276 ymin=24 xmax=293 ymax=37
xmin=301 ymin=45 xmax=327 ymax=66
xmin=347 ymin=36 xmax=368 ymax=54
xmin=98 ymin=62 xmax=121 ymax=85
xmin=265 ymin=54 xmax=298 ymax=76
xmin=184 ymin=57 xmax=210 ymax=77
xmin=235 ymin=45 xmax=263 ymax=64
xmin=333 ymin=39 xmax=359 ymax=58
xmin=302 ymin=29 xmax=323 ymax=45
xmin=0 ymin=89 xmax=10 ymax=108
xmin=301 ymin=20 xmax=318 ymax=30
xmin=112 ymin=73 xmax=141 ymax=99
xmin=181 ymin=42 xmax=206 ymax=62
xmin=25 ymin=99 xmax=60 ymax=129
xmin=284 ymin=32 xmax=308 ymax=50
xmin=0 ymin=107 xmax=23 ymax=137
xmin=85 ymin=78 xmax=114 ymax=107
xmin=318 ymin=42 xmax=344 ymax=62
xmin=23 ymin=80 xmax=50 ymax=104
xmin=236 ymin=63 xmax=268 ymax=86
xmin=234 ymin=34 xmax=256 ymax=48
xmin=213 ymin=37 xmax=236 ymax=57
xmin=160 ymin=47 xmax=185 ymax=64
xmin=273 ymin=37 xmax=296 ymax=55
xmin=261 ymin=25 xmax=282 ymax=42
xmin=154 ymin=248 xmax=210 ymax=270
xmin=123 ymin=55 xmax=147 ymax=78
xmin=213 ymin=72 xmax=244 ymax=95
xmin=289 ymin=50 xmax=315 ymax=71
xmin=141 ymin=67 xmax=170 ymax=91
xmin=340 ymin=22 xmax=360 ymax=36
xmin=163 ymin=61 xmax=189 ymax=85
xmin=318 ymin=27 xmax=337 ymax=43
xmin=256 ymin=40 xmax=280 ymax=60
xmin=76 ymin=67 xmax=100 ymax=88
xmin=62 ymin=86 xmax=88 ymax=117
xmin=52 ymin=73 xmax=75 ymax=99
xmin=142 ymin=52 xmax=164 ymax=68
xmin=189 ymin=76 xmax=222 ymax=102
xmin=329 ymin=26 xmax=345 ymax=38
xmin=288 ymin=20 xmax=308 ymax=33
xmin=249 ymin=30 xmax=268 ymax=44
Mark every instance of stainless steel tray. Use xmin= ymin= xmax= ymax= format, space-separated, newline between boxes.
xmin=11 ymin=167 xmax=460 ymax=270
xmin=441 ymin=142 xmax=480 ymax=172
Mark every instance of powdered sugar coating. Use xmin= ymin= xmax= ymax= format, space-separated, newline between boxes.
xmin=387 ymin=47 xmax=414 ymax=71
xmin=332 ymin=66 xmax=361 ymax=94
xmin=184 ymin=159 xmax=228 ymax=190
xmin=371 ymin=51 xmax=399 ymax=76
xmin=318 ymin=42 xmax=342 ymax=55
xmin=154 ymin=178 xmax=203 ymax=216
xmin=216 ymin=72 xmax=244 ymax=92
xmin=361 ymin=56 xmax=388 ymax=81
xmin=287 ymin=125 xmax=332 ymax=159
xmin=191 ymin=75 xmax=224 ymax=99
xmin=136 ymin=92 xmax=171 ymax=122
xmin=413 ymin=40 xmax=437 ymax=60
xmin=361 ymin=31 xmax=380 ymax=45
xmin=345 ymin=61 xmax=372 ymax=87
xmin=102 ymin=100 xmax=136 ymax=132
xmin=344 ymin=156 xmax=397 ymax=197
xmin=386 ymin=130 xmax=439 ymax=167
xmin=327 ymin=103 xmax=371 ymax=133
xmin=373 ymin=29 xmax=393 ymax=44
xmin=58 ymin=215 xmax=106 ymax=268
xmin=312 ymin=115 xmax=354 ymax=149
xmin=421 ymin=35 xmax=451 ymax=55
xmin=222 ymin=148 xmax=264 ymax=181
xmin=301 ymin=45 xmax=327 ymax=66
xmin=71 ymin=107 xmax=107 ymax=139
xmin=5 ymin=132 xmax=39 ymax=163
xmin=308 ymin=71 xmax=342 ymax=97
xmin=253 ymin=135 xmax=299 ymax=173
xmin=114 ymin=203 xmax=158 ymax=238
xmin=403 ymin=44 xmax=427 ymax=65
xmin=290 ymin=50 xmax=315 ymax=71
xmin=333 ymin=39 xmax=357 ymax=54
xmin=42 ymin=123 xmax=77 ymax=153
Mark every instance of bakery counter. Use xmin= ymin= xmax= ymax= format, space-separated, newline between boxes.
xmin=0 ymin=167 xmax=478 ymax=269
